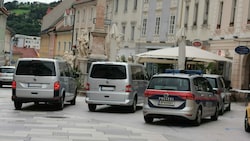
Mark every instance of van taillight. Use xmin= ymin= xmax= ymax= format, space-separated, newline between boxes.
xmin=12 ymin=81 xmax=16 ymax=89
xmin=180 ymin=93 xmax=195 ymax=100
xmin=125 ymin=85 xmax=132 ymax=92
xmin=85 ymin=83 xmax=90 ymax=91
xmin=54 ymin=81 xmax=60 ymax=91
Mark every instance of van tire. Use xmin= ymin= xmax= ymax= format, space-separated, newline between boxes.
xmin=88 ymin=104 xmax=96 ymax=112
xmin=245 ymin=112 xmax=250 ymax=132
xmin=144 ymin=116 xmax=153 ymax=123
xmin=193 ymin=108 xmax=202 ymax=126
xmin=129 ymin=97 xmax=137 ymax=113
xmin=226 ymin=103 xmax=231 ymax=111
xmin=211 ymin=105 xmax=219 ymax=121
xmin=70 ymin=91 xmax=77 ymax=105
xmin=14 ymin=101 xmax=22 ymax=110
xmin=219 ymin=103 xmax=224 ymax=115
xmin=57 ymin=96 xmax=64 ymax=110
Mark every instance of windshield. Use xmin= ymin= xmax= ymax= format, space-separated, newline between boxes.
xmin=148 ymin=77 xmax=190 ymax=91
xmin=0 ymin=68 xmax=15 ymax=73
xmin=90 ymin=64 xmax=127 ymax=79
xmin=206 ymin=77 xmax=217 ymax=88
xmin=16 ymin=60 xmax=56 ymax=76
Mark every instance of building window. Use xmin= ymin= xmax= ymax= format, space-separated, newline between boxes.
xmin=82 ymin=9 xmax=85 ymax=22
xmin=131 ymin=25 xmax=135 ymax=41
xmin=203 ymin=0 xmax=209 ymax=25
xmin=169 ymin=15 xmax=175 ymax=34
xmin=90 ymin=7 xmax=94 ymax=21
xmin=134 ymin=0 xmax=137 ymax=10
xmin=217 ymin=1 xmax=223 ymax=29
xmin=58 ymin=42 xmax=61 ymax=52
xmin=68 ymin=42 xmax=71 ymax=51
xmin=184 ymin=5 xmax=189 ymax=27
xmin=76 ymin=10 xmax=80 ymax=23
xmin=230 ymin=0 xmax=237 ymax=26
xmin=122 ymin=25 xmax=126 ymax=41
xmin=106 ymin=5 xmax=109 ymax=19
xmin=124 ymin=0 xmax=128 ymax=12
xmin=155 ymin=17 xmax=160 ymax=35
xmin=248 ymin=0 xmax=250 ymax=24
xmin=70 ymin=15 xmax=74 ymax=26
xmin=115 ymin=0 xmax=119 ymax=13
xmin=64 ymin=16 xmax=67 ymax=26
xmin=142 ymin=19 xmax=147 ymax=36
xmin=193 ymin=1 xmax=199 ymax=26
xmin=64 ymin=42 xmax=67 ymax=52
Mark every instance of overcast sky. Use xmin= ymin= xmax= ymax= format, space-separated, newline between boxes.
xmin=4 ymin=0 xmax=58 ymax=4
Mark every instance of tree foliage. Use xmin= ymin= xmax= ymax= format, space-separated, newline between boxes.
xmin=4 ymin=1 xmax=61 ymax=36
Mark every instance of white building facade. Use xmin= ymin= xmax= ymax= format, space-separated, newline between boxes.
xmin=175 ymin=0 xmax=250 ymax=89
xmin=13 ymin=34 xmax=40 ymax=49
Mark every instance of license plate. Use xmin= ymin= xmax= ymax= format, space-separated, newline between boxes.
xmin=28 ymin=83 xmax=42 ymax=88
xmin=158 ymin=96 xmax=175 ymax=106
xmin=101 ymin=86 xmax=114 ymax=91
xmin=158 ymin=100 xmax=175 ymax=106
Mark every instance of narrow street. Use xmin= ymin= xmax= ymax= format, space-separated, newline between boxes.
xmin=0 ymin=87 xmax=250 ymax=141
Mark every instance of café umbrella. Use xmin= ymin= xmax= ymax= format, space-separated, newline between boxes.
xmin=135 ymin=46 xmax=233 ymax=63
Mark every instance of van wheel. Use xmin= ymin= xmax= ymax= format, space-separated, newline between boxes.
xmin=70 ymin=97 xmax=76 ymax=105
xmin=219 ymin=103 xmax=224 ymax=115
xmin=211 ymin=105 xmax=219 ymax=121
xmin=245 ymin=112 xmax=250 ymax=132
xmin=57 ymin=97 xmax=64 ymax=110
xmin=88 ymin=104 xmax=96 ymax=112
xmin=70 ymin=91 xmax=77 ymax=105
xmin=193 ymin=108 xmax=202 ymax=126
xmin=226 ymin=103 xmax=231 ymax=111
xmin=144 ymin=116 xmax=153 ymax=123
xmin=14 ymin=101 xmax=22 ymax=110
xmin=129 ymin=97 xmax=137 ymax=113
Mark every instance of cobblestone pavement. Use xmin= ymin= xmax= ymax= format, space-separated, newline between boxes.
xmin=0 ymin=94 xmax=169 ymax=141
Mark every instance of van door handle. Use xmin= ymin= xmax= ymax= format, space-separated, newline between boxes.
xmin=31 ymin=92 xmax=38 ymax=95
xmin=104 ymin=95 xmax=109 ymax=98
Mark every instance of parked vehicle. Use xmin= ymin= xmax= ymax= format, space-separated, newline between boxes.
xmin=143 ymin=72 xmax=219 ymax=126
xmin=85 ymin=62 xmax=149 ymax=112
xmin=0 ymin=66 xmax=15 ymax=87
xmin=203 ymin=74 xmax=231 ymax=115
xmin=245 ymin=102 xmax=250 ymax=132
xmin=12 ymin=58 xmax=78 ymax=110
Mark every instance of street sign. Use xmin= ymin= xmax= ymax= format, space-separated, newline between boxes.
xmin=235 ymin=46 xmax=250 ymax=55
xmin=192 ymin=39 xmax=202 ymax=47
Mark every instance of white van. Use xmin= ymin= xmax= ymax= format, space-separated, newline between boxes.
xmin=12 ymin=58 xmax=78 ymax=110
xmin=85 ymin=62 xmax=149 ymax=112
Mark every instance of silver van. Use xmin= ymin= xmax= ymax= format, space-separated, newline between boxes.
xmin=85 ymin=62 xmax=149 ymax=112
xmin=12 ymin=58 xmax=78 ymax=110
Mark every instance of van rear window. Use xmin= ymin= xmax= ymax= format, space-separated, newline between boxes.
xmin=0 ymin=68 xmax=15 ymax=73
xmin=90 ymin=64 xmax=126 ymax=79
xmin=16 ymin=60 xmax=56 ymax=76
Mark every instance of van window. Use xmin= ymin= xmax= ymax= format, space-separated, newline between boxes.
xmin=148 ymin=77 xmax=190 ymax=91
xmin=16 ymin=60 xmax=56 ymax=76
xmin=0 ymin=68 xmax=15 ymax=73
xmin=90 ymin=64 xmax=126 ymax=79
xmin=131 ymin=66 xmax=145 ymax=80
